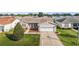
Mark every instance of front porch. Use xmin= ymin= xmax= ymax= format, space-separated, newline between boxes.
xmin=24 ymin=31 xmax=40 ymax=34
xmin=24 ymin=23 xmax=39 ymax=34
xmin=28 ymin=23 xmax=39 ymax=31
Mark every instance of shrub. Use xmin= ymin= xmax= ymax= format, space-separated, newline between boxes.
xmin=13 ymin=23 xmax=24 ymax=41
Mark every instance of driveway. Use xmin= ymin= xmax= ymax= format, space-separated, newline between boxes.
xmin=40 ymin=32 xmax=63 ymax=46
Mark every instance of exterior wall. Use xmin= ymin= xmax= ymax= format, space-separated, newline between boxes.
xmin=62 ymin=23 xmax=65 ymax=28
xmin=61 ymin=23 xmax=72 ymax=28
xmin=69 ymin=23 xmax=72 ymax=28
xmin=55 ymin=21 xmax=72 ymax=28
xmin=4 ymin=24 xmax=12 ymax=32
xmin=11 ymin=19 xmax=20 ymax=28
xmin=4 ymin=19 xmax=20 ymax=32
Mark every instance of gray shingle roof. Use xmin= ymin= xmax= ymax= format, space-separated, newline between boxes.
xmin=56 ymin=16 xmax=79 ymax=23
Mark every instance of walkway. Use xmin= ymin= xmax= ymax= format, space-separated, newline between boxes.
xmin=24 ymin=31 xmax=39 ymax=34
xmin=40 ymin=32 xmax=63 ymax=46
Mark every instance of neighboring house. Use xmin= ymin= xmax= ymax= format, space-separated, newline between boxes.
xmin=54 ymin=16 xmax=79 ymax=28
xmin=0 ymin=16 xmax=20 ymax=32
xmin=20 ymin=16 xmax=56 ymax=32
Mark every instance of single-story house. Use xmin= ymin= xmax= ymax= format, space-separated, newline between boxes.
xmin=54 ymin=16 xmax=79 ymax=28
xmin=20 ymin=16 xmax=56 ymax=32
xmin=0 ymin=16 xmax=20 ymax=32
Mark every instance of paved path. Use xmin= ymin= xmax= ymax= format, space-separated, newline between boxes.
xmin=24 ymin=31 xmax=39 ymax=34
xmin=40 ymin=32 xmax=63 ymax=46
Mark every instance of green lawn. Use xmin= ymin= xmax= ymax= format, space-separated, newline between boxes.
xmin=0 ymin=34 xmax=40 ymax=46
xmin=57 ymin=27 xmax=79 ymax=46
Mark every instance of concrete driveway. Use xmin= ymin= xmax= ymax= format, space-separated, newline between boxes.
xmin=40 ymin=32 xmax=63 ymax=46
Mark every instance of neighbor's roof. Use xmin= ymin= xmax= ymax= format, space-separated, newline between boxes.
xmin=56 ymin=16 xmax=79 ymax=23
xmin=21 ymin=16 xmax=53 ymax=23
xmin=0 ymin=16 xmax=15 ymax=25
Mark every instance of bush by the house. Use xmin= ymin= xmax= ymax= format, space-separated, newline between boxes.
xmin=13 ymin=23 xmax=24 ymax=41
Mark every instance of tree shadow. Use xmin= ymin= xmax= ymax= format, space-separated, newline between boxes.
xmin=5 ymin=34 xmax=19 ymax=41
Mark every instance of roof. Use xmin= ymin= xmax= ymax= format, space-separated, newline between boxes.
xmin=53 ymin=16 xmax=65 ymax=20
xmin=55 ymin=16 xmax=79 ymax=23
xmin=0 ymin=16 xmax=15 ymax=25
xmin=21 ymin=16 xmax=53 ymax=23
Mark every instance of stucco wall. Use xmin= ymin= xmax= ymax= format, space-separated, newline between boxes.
xmin=4 ymin=24 xmax=12 ymax=32
xmin=61 ymin=23 xmax=72 ymax=28
xmin=11 ymin=19 xmax=20 ymax=28
xmin=4 ymin=19 xmax=20 ymax=32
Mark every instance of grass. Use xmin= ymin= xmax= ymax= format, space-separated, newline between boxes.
xmin=0 ymin=34 xmax=40 ymax=46
xmin=57 ymin=27 xmax=79 ymax=46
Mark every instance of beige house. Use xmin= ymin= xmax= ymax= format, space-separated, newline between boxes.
xmin=20 ymin=16 xmax=56 ymax=32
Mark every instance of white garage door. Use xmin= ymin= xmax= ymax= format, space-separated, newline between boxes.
xmin=39 ymin=27 xmax=55 ymax=32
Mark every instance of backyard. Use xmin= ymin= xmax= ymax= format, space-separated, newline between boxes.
xmin=57 ymin=27 xmax=79 ymax=46
xmin=0 ymin=33 xmax=40 ymax=46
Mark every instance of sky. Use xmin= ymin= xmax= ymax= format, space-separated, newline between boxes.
xmin=0 ymin=0 xmax=79 ymax=12
xmin=0 ymin=12 xmax=78 ymax=15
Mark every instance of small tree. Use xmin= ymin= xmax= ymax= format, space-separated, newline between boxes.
xmin=38 ymin=12 xmax=44 ymax=17
xmin=10 ymin=13 xmax=15 ymax=16
xmin=61 ymin=13 xmax=72 ymax=16
xmin=74 ymin=13 xmax=79 ymax=16
xmin=13 ymin=23 xmax=24 ymax=41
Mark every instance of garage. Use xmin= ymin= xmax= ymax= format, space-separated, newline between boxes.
xmin=39 ymin=23 xmax=56 ymax=32
xmin=39 ymin=27 xmax=55 ymax=32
